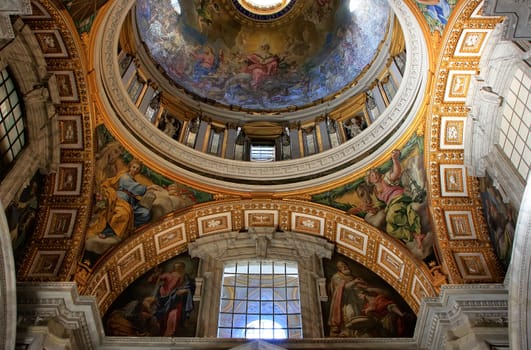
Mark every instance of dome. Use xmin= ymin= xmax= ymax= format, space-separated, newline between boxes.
xmin=94 ymin=0 xmax=426 ymax=191
xmin=5 ymin=1 xmax=523 ymax=349
xmin=135 ymin=0 xmax=391 ymax=111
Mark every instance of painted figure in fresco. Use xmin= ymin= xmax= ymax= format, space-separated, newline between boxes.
xmin=365 ymin=150 xmax=425 ymax=249
xmin=150 ymin=183 xmax=197 ymax=221
xmin=326 ymin=258 xmax=416 ymax=338
xmin=191 ymin=46 xmax=221 ymax=82
xmin=498 ymin=207 xmax=515 ymax=267
xmin=149 ymin=261 xmax=195 ymax=336
xmin=481 ymin=179 xmax=516 ymax=269
xmin=328 ymin=260 xmax=371 ymax=337
xmin=195 ymin=0 xmax=217 ymax=30
xmin=348 ymin=182 xmax=387 ymax=232
xmin=357 ymin=289 xmax=408 ymax=337
xmin=106 ymin=296 xmax=160 ymax=336
xmin=242 ymin=44 xmax=282 ymax=89
xmin=92 ymin=159 xmax=163 ymax=239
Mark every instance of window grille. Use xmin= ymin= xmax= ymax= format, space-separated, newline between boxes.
xmin=217 ymin=260 xmax=302 ymax=339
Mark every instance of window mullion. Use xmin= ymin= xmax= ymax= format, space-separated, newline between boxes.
xmin=217 ymin=259 xmax=301 ymax=339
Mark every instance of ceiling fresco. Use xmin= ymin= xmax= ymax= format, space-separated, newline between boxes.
xmin=62 ymin=0 xmax=109 ymax=33
xmin=7 ymin=4 xmax=512 ymax=345
xmin=136 ymin=0 xmax=390 ymax=110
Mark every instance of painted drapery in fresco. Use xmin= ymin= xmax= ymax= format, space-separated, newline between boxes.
xmin=312 ymin=133 xmax=434 ymax=260
xmin=104 ymin=254 xmax=199 ymax=337
xmin=479 ymin=174 xmax=517 ymax=270
xmin=415 ymin=0 xmax=457 ymax=34
xmin=5 ymin=171 xmax=45 ymax=269
xmin=82 ymin=125 xmax=213 ymax=264
xmin=323 ymin=253 xmax=416 ymax=338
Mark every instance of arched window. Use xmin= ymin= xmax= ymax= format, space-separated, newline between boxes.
xmin=217 ymin=260 xmax=302 ymax=339
xmin=0 ymin=68 xmax=25 ymax=180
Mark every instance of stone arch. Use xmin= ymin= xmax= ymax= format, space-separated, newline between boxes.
xmin=82 ymin=199 xmax=438 ymax=316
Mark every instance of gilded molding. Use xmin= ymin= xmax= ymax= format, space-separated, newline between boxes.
xmin=15 ymin=0 xmax=96 ymax=282
xmin=80 ymin=199 xmax=438 ymax=315
xmin=425 ymin=0 xmax=505 ymax=284
xmin=90 ymin=0 xmax=429 ymax=192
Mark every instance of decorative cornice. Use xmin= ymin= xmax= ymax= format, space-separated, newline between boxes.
xmin=13 ymin=282 xmax=509 ymax=349
xmin=16 ymin=282 xmax=103 ymax=350
xmin=415 ymin=284 xmax=508 ymax=349
xmin=483 ymin=0 xmax=531 ymax=40
xmin=91 ymin=0 xmax=428 ymax=191
xmin=0 ymin=0 xmax=31 ymax=39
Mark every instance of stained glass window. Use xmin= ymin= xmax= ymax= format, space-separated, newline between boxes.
xmin=217 ymin=260 xmax=302 ymax=339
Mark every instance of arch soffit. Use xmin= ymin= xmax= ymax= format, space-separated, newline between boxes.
xmin=83 ymin=199 xmax=437 ymax=315
xmin=423 ymin=0 xmax=506 ymax=284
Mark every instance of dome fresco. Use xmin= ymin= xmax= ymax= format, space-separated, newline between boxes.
xmin=136 ymin=0 xmax=391 ymax=111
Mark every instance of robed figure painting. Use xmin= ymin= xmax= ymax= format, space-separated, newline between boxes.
xmin=323 ymin=254 xmax=416 ymax=338
xmin=104 ymin=255 xmax=198 ymax=337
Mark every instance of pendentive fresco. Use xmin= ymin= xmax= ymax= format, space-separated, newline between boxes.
xmin=82 ymin=125 xmax=213 ymax=265
xmin=313 ymin=133 xmax=434 ymax=261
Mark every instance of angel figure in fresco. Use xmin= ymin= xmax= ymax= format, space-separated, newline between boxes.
xmin=353 ymin=150 xmax=426 ymax=250
xmin=89 ymin=159 xmax=163 ymax=240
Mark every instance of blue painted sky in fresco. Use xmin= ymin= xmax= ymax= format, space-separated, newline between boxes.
xmin=136 ymin=0 xmax=390 ymax=111
xmin=415 ymin=0 xmax=457 ymax=33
